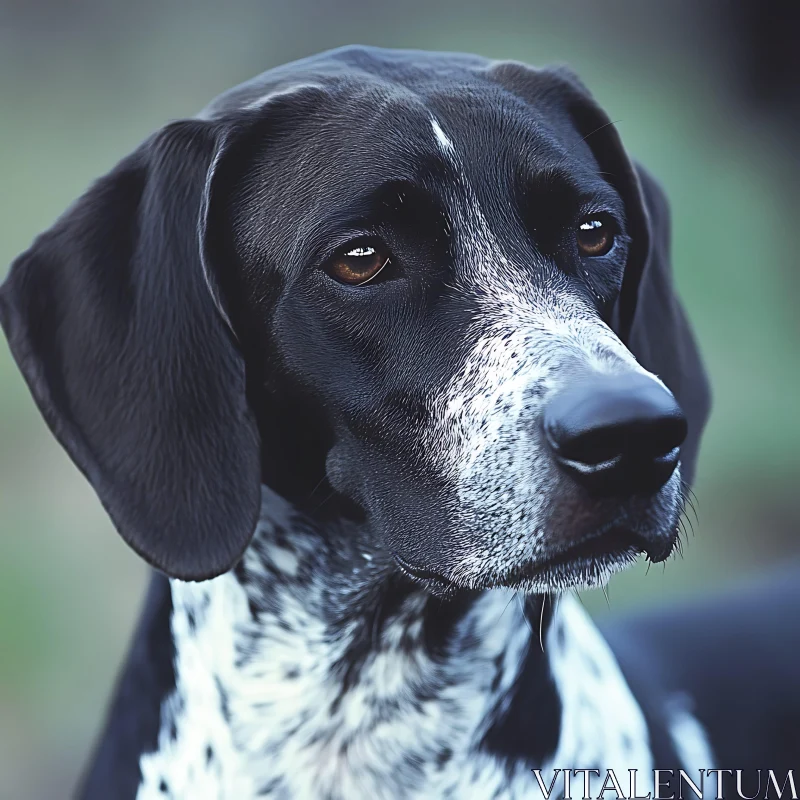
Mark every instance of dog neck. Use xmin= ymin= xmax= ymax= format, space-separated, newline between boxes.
xmin=135 ymin=487 xmax=654 ymax=799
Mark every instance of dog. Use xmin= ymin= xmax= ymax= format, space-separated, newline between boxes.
xmin=2 ymin=45 xmax=799 ymax=799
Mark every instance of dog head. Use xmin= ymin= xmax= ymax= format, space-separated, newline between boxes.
xmin=0 ymin=46 xmax=710 ymax=590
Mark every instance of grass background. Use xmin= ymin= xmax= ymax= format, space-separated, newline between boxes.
xmin=0 ymin=2 xmax=798 ymax=796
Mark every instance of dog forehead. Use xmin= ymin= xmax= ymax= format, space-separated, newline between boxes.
xmin=232 ymin=83 xmax=578 ymax=219
xmin=204 ymin=46 xmax=576 ymax=160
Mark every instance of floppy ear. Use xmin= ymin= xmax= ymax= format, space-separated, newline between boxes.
xmin=0 ymin=120 xmax=262 ymax=580
xmin=539 ymin=66 xmax=712 ymax=485
xmin=619 ymin=164 xmax=712 ymax=486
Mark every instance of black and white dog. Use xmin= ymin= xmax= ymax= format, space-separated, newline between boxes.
xmin=2 ymin=46 xmax=799 ymax=799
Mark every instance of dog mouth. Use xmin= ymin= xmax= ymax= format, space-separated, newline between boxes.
xmin=393 ymin=524 xmax=672 ymax=594
xmin=496 ymin=526 xmax=645 ymax=592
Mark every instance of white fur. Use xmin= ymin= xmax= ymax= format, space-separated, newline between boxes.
xmin=665 ymin=694 xmax=716 ymax=773
xmin=431 ymin=116 xmax=456 ymax=154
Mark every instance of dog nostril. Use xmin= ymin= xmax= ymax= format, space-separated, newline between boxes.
xmin=551 ymin=414 xmax=686 ymax=466
xmin=543 ymin=372 xmax=688 ymax=495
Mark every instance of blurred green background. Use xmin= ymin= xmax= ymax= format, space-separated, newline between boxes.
xmin=1 ymin=1 xmax=798 ymax=796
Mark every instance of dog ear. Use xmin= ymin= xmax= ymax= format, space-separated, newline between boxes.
xmin=0 ymin=119 xmax=262 ymax=580
xmin=618 ymin=163 xmax=712 ymax=486
xmin=539 ymin=66 xmax=712 ymax=485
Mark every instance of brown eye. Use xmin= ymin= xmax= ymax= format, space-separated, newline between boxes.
xmin=328 ymin=241 xmax=391 ymax=286
xmin=576 ymin=218 xmax=614 ymax=257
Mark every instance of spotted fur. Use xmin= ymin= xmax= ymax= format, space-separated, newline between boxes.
xmin=134 ymin=487 xmax=708 ymax=800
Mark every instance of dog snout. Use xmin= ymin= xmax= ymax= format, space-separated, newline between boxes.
xmin=543 ymin=372 xmax=687 ymax=497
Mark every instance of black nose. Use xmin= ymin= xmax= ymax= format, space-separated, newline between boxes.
xmin=543 ymin=372 xmax=687 ymax=496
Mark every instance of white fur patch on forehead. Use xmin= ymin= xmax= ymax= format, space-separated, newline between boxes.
xmin=430 ymin=116 xmax=456 ymax=156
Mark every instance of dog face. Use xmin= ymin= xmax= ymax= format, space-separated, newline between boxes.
xmin=0 ymin=47 xmax=710 ymax=589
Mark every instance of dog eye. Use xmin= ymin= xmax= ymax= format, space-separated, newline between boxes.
xmin=327 ymin=241 xmax=392 ymax=286
xmin=576 ymin=218 xmax=614 ymax=257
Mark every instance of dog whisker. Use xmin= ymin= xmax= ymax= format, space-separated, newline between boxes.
xmin=497 ymin=591 xmax=517 ymax=624
xmin=538 ymin=593 xmax=548 ymax=653
xmin=313 ymin=489 xmax=338 ymax=512
xmin=307 ymin=473 xmax=330 ymax=500
xmin=517 ymin=594 xmax=536 ymax=642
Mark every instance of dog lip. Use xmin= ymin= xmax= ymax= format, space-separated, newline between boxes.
xmin=392 ymin=524 xmax=675 ymax=591
xmin=392 ymin=551 xmax=451 ymax=585
xmin=556 ymin=525 xmax=642 ymax=562
xmin=501 ymin=525 xmax=645 ymax=587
